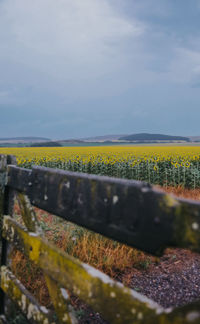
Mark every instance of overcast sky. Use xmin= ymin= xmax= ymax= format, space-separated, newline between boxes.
xmin=0 ymin=0 xmax=200 ymax=139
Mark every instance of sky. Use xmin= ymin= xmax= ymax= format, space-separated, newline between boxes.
xmin=0 ymin=0 xmax=200 ymax=139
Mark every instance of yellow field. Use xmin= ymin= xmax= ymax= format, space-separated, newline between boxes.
xmin=0 ymin=145 xmax=200 ymax=163
xmin=0 ymin=145 xmax=200 ymax=187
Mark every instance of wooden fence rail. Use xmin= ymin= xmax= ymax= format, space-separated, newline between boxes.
xmin=0 ymin=154 xmax=200 ymax=323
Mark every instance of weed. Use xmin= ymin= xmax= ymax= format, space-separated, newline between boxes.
xmin=74 ymin=309 xmax=86 ymax=319
xmin=139 ymin=259 xmax=152 ymax=270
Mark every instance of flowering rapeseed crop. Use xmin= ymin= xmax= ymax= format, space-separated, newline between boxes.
xmin=0 ymin=146 xmax=200 ymax=188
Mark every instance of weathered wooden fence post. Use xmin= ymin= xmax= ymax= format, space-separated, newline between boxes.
xmin=0 ymin=155 xmax=16 ymax=321
xmin=0 ymin=155 xmax=8 ymax=262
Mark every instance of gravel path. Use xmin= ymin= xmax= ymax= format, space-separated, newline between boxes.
xmin=129 ymin=248 xmax=200 ymax=308
xmin=74 ymin=248 xmax=200 ymax=323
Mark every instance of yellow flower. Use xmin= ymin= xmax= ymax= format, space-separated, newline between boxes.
xmin=184 ymin=162 xmax=190 ymax=168
xmin=154 ymin=165 xmax=158 ymax=171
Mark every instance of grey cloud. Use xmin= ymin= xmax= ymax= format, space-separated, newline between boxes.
xmin=0 ymin=0 xmax=200 ymax=138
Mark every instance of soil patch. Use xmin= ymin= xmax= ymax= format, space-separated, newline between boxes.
xmin=126 ymin=248 xmax=200 ymax=309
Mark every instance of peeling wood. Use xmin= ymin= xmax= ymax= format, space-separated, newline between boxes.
xmin=45 ymin=275 xmax=77 ymax=324
xmin=3 ymin=216 xmax=200 ymax=323
xmin=0 ymin=315 xmax=7 ymax=324
xmin=164 ymin=300 xmax=200 ymax=324
xmin=16 ymin=193 xmax=41 ymax=234
xmin=0 ymin=266 xmax=54 ymax=324
xmin=7 ymin=166 xmax=32 ymax=193
xmin=3 ymin=215 xmax=165 ymax=324
xmin=0 ymin=155 xmax=16 ymax=318
xmin=7 ymin=165 xmax=200 ymax=255
xmin=16 ymin=192 xmax=74 ymax=324
xmin=0 ymin=155 xmax=8 ymax=241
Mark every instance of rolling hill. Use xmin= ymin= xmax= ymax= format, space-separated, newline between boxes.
xmin=0 ymin=137 xmax=51 ymax=144
xmin=119 ymin=133 xmax=190 ymax=142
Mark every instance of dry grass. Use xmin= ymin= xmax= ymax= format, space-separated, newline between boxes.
xmin=34 ymin=209 xmax=155 ymax=279
xmin=10 ymin=249 xmax=52 ymax=307
xmin=159 ymin=186 xmax=200 ymax=200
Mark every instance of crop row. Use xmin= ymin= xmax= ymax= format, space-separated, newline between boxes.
xmin=1 ymin=146 xmax=200 ymax=188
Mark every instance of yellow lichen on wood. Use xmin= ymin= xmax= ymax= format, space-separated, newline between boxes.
xmin=158 ymin=192 xmax=200 ymax=252
xmin=45 ymin=275 xmax=77 ymax=324
xmin=173 ymin=203 xmax=200 ymax=251
xmin=2 ymin=214 xmax=200 ymax=323
xmin=16 ymin=193 xmax=75 ymax=324
xmin=0 ymin=266 xmax=54 ymax=324
xmin=3 ymin=215 xmax=164 ymax=324
xmin=16 ymin=193 xmax=40 ymax=233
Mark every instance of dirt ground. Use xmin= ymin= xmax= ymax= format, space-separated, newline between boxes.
xmin=128 ymin=248 xmax=200 ymax=308
xmin=70 ymin=247 xmax=200 ymax=323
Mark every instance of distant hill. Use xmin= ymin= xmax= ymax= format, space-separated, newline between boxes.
xmin=30 ymin=141 xmax=62 ymax=147
xmin=1 ymin=134 xmax=199 ymax=147
xmin=188 ymin=136 xmax=200 ymax=142
xmin=59 ymin=139 xmax=84 ymax=144
xmin=119 ymin=133 xmax=190 ymax=142
xmin=82 ymin=134 xmax=127 ymax=142
xmin=0 ymin=137 xmax=51 ymax=143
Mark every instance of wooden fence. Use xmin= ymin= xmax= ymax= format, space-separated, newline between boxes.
xmin=0 ymin=154 xmax=200 ymax=323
